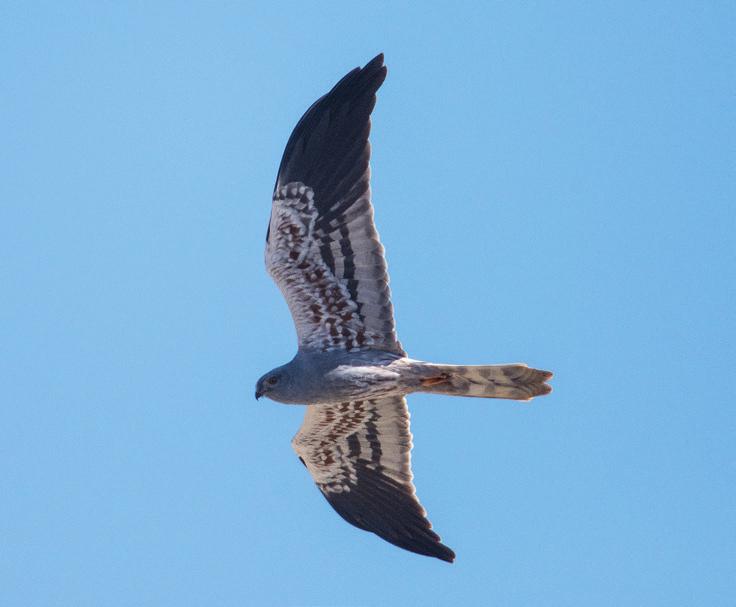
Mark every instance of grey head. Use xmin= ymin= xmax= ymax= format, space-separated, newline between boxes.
xmin=255 ymin=362 xmax=300 ymax=404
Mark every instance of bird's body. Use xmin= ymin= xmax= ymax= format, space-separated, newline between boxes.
xmin=258 ymin=349 xmax=406 ymax=405
xmin=259 ymin=350 xmax=551 ymax=405
xmin=256 ymin=54 xmax=552 ymax=563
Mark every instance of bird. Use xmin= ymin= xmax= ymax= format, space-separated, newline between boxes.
xmin=256 ymin=54 xmax=552 ymax=563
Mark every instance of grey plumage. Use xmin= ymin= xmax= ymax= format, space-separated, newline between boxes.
xmin=257 ymin=54 xmax=552 ymax=563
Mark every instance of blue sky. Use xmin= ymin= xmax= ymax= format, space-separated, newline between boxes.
xmin=2 ymin=2 xmax=734 ymax=606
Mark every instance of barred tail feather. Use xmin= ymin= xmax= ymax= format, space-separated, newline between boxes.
xmin=419 ymin=363 xmax=553 ymax=401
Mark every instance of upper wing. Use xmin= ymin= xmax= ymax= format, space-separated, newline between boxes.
xmin=291 ymin=396 xmax=455 ymax=562
xmin=266 ymin=54 xmax=404 ymax=355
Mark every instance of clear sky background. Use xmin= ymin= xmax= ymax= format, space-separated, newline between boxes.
xmin=2 ymin=2 xmax=734 ymax=606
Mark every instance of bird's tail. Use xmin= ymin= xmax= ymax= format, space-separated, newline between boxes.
xmin=417 ymin=363 xmax=552 ymax=401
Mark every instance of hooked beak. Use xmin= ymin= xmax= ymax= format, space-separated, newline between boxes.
xmin=255 ymin=390 xmax=263 ymax=400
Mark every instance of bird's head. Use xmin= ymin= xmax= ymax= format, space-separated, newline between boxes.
xmin=255 ymin=365 xmax=295 ymax=403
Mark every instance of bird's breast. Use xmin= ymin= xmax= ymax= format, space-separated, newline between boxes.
xmin=308 ymin=364 xmax=403 ymax=402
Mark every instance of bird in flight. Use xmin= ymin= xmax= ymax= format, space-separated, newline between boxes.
xmin=256 ymin=54 xmax=552 ymax=563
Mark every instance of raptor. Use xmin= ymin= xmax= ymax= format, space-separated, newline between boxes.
xmin=256 ymin=54 xmax=552 ymax=562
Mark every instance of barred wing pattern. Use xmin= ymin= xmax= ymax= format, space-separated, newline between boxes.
xmin=292 ymin=397 xmax=455 ymax=562
xmin=265 ymin=54 xmax=404 ymax=355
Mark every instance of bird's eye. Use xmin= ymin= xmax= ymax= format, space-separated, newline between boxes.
xmin=267 ymin=376 xmax=279 ymax=385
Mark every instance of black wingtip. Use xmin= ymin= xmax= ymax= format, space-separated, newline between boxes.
xmin=319 ymin=460 xmax=457 ymax=564
xmin=428 ymin=542 xmax=456 ymax=563
xmin=363 ymin=52 xmax=387 ymax=86
xmin=437 ymin=545 xmax=456 ymax=563
xmin=365 ymin=52 xmax=385 ymax=71
xmin=274 ymin=54 xmax=388 ymax=208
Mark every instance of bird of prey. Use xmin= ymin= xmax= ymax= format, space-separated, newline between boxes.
xmin=256 ymin=54 xmax=552 ymax=563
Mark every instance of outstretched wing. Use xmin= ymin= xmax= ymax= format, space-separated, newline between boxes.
xmin=291 ymin=396 xmax=455 ymax=562
xmin=266 ymin=54 xmax=404 ymax=355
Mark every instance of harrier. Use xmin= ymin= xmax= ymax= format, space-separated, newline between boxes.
xmin=256 ymin=54 xmax=552 ymax=562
